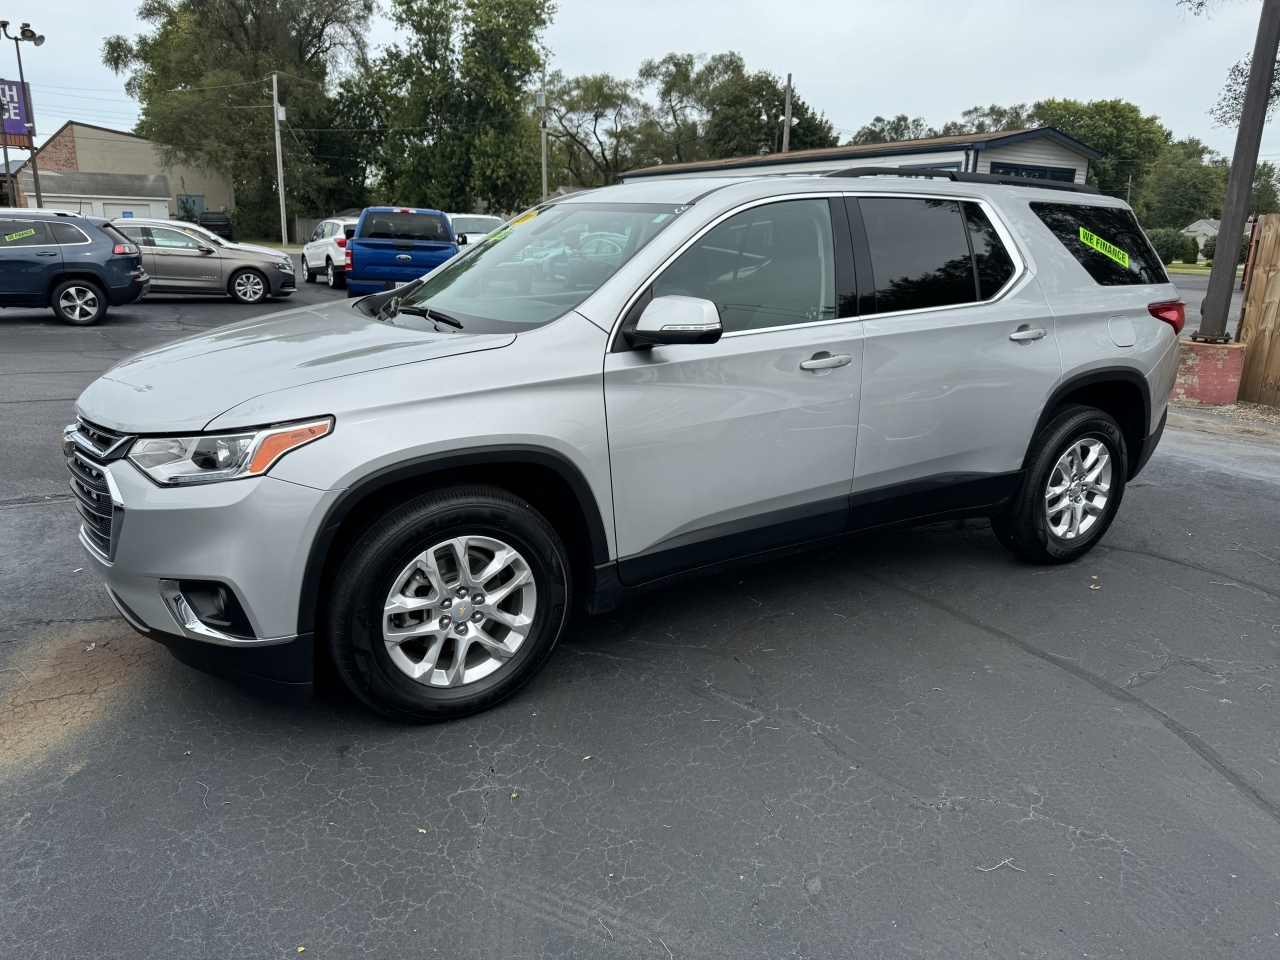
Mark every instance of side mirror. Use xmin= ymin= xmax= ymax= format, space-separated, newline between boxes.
xmin=197 ymin=244 xmax=214 ymax=254
xmin=625 ymin=295 xmax=722 ymax=348
xmin=457 ymin=234 xmax=467 ymax=246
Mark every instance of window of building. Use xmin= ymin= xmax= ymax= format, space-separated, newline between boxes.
xmin=1030 ymin=202 xmax=1166 ymax=286
xmin=989 ymin=162 xmax=1076 ymax=183
xmin=857 ymin=197 xmax=977 ymax=313
xmin=652 ymin=199 xmax=837 ymax=333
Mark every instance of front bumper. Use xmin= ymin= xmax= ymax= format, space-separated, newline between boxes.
xmin=70 ymin=440 xmax=336 ymax=697
xmin=266 ymin=264 xmax=296 ymax=297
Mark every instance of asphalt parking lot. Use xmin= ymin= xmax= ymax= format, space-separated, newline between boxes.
xmin=2 ymin=288 xmax=1280 ymax=959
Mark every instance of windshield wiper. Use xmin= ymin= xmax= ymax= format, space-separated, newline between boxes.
xmin=399 ymin=304 xmax=463 ymax=329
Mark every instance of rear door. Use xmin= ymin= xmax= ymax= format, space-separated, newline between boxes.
xmin=849 ymin=194 xmax=1060 ymax=519
xmin=605 ymin=196 xmax=863 ymax=584
xmin=0 ymin=218 xmax=61 ymax=306
xmin=148 ymin=225 xmax=222 ymax=291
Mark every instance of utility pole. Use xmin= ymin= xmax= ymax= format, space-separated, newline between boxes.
xmin=272 ymin=72 xmax=287 ymax=245
xmin=1 ymin=110 xmax=12 ymax=206
xmin=1196 ymin=0 xmax=1280 ymax=342
xmin=538 ymin=66 xmax=548 ymax=202
xmin=781 ymin=73 xmax=793 ymax=153
xmin=1126 ymin=174 xmax=1132 ymax=205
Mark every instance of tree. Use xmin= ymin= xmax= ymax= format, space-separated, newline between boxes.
xmin=545 ymin=70 xmax=645 ymax=188
xmin=935 ymin=103 xmax=1036 ymax=136
xmin=849 ymin=114 xmax=932 ymax=144
xmin=1032 ymin=98 xmax=1169 ymax=199
xmin=1249 ymin=160 xmax=1280 ymax=215
xmin=702 ymin=68 xmax=837 ymax=158
xmin=1146 ymin=227 xmax=1188 ymax=264
xmin=1133 ymin=138 xmax=1226 ymax=228
xmin=104 ymin=0 xmax=375 ymax=236
xmin=1181 ymin=236 xmax=1199 ymax=264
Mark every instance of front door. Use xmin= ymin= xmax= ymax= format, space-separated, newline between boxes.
xmin=148 ymin=225 xmax=222 ymax=291
xmin=0 ymin=218 xmax=61 ymax=306
xmin=605 ymin=197 xmax=863 ymax=585
xmin=848 ymin=195 xmax=1061 ymax=523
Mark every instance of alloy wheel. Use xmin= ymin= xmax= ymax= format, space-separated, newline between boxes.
xmin=58 ymin=285 xmax=99 ymax=323
xmin=1044 ymin=437 xmax=1112 ymax=540
xmin=326 ymin=262 xmax=336 ymax=287
xmin=233 ymin=271 xmax=265 ymax=302
xmin=382 ymin=535 xmax=536 ymax=688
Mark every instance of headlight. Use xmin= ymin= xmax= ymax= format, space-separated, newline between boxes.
xmin=273 ymin=259 xmax=293 ymax=272
xmin=127 ymin=417 xmax=332 ymax=485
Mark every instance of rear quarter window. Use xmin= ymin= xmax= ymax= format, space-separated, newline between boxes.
xmin=1030 ymin=202 xmax=1167 ymax=286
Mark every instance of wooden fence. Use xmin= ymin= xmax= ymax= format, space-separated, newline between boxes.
xmin=1238 ymin=213 xmax=1280 ymax=406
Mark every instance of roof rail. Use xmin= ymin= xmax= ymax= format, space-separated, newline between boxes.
xmin=825 ymin=166 xmax=1100 ymax=195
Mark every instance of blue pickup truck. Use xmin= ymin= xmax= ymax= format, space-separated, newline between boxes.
xmin=344 ymin=206 xmax=459 ymax=297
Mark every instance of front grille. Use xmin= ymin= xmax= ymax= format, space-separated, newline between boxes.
xmin=74 ymin=417 xmax=133 ymax=461
xmin=67 ymin=448 xmax=122 ymax=561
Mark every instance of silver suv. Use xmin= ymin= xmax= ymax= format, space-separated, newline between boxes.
xmin=65 ymin=171 xmax=1182 ymax=720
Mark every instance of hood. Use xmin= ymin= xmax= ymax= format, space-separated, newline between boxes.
xmin=76 ymin=299 xmax=515 ymax=433
xmin=224 ymin=241 xmax=287 ymax=259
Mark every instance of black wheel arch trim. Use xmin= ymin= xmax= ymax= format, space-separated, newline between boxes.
xmin=1033 ymin=367 xmax=1152 ymax=476
xmin=296 ymin=444 xmax=612 ymax=635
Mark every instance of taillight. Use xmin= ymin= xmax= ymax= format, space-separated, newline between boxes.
xmin=1148 ymin=300 xmax=1185 ymax=335
xmin=335 ymin=236 xmax=346 ymax=248
xmin=113 ymin=242 xmax=138 ymax=256
xmin=344 ymin=249 xmax=352 ymax=269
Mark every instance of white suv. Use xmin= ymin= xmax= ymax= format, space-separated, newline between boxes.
xmin=66 ymin=170 xmax=1181 ymax=721
xmin=300 ymin=217 xmax=359 ymax=288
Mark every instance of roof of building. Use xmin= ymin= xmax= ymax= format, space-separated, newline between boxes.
xmin=622 ymin=126 xmax=1102 ymax=180
xmin=17 ymin=169 xmax=170 ymax=198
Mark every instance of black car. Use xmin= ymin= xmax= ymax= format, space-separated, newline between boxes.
xmin=0 ymin=210 xmax=149 ymax=325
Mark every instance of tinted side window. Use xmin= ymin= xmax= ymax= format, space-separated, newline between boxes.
xmin=1030 ymin=202 xmax=1166 ymax=285
xmin=50 ymin=221 xmax=91 ymax=245
xmin=652 ymin=198 xmax=836 ymax=333
xmin=150 ymin=227 xmax=200 ymax=249
xmin=859 ymin=198 xmax=976 ymax=313
xmin=115 ymin=224 xmax=150 ymax=246
xmin=0 ymin=220 xmax=50 ymax=247
xmin=963 ymin=203 xmax=1016 ymax=299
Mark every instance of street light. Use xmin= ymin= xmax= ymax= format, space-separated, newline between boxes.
xmin=0 ymin=21 xmax=44 ymax=208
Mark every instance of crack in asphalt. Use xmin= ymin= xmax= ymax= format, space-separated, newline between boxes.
xmin=1098 ymin=545 xmax=1280 ymax=601
xmin=858 ymin=570 xmax=1280 ymax=828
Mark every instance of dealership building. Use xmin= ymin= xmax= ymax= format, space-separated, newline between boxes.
xmin=620 ymin=127 xmax=1100 ymax=185
xmin=9 ymin=121 xmax=233 ymax=219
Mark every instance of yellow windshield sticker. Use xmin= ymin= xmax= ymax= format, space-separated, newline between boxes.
xmin=509 ymin=209 xmax=538 ymax=227
xmin=4 ymin=228 xmax=35 ymax=242
xmin=1079 ymin=226 xmax=1129 ymax=268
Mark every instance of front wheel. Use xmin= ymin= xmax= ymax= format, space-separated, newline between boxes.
xmin=326 ymin=486 xmax=572 ymax=721
xmin=228 ymin=268 xmax=268 ymax=304
xmin=51 ymin=279 xmax=107 ymax=325
xmin=992 ymin=405 xmax=1128 ymax=564
xmin=301 ymin=256 xmax=317 ymax=283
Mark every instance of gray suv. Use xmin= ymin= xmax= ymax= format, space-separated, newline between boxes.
xmin=65 ymin=171 xmax=1181 ymax=720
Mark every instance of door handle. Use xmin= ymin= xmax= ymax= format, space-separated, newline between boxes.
xmin=36 ymin=251 xmax=57 ymax=257
xmin=800 ymin=353 xmax=852 ymax=371
xmin=1009 ymin=326 xmax=1046 ymax=342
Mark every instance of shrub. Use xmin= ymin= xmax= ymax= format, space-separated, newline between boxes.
xmin=1181 ymin=235 xmax=1199 ymax=264
xmin=1146 ymin=227 xmax=1186 ymax=265
xmin=1202 ymin=235 xmax=1216 ymax=262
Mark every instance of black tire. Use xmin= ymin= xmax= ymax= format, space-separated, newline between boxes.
xmin=326 ymin=260 xmax=345 ymax=289
xmin=50 ymin=279 xmax=108 ymax=326
xmin=228 ymin=268 xmax=269 ymax=304
xmin=991 ymin=405 xmax=1128 ymax=564
xmin=301 ymin=255 xmax=317 ymax=283
xmin=326 ymin=486 xmax=572 ymax=721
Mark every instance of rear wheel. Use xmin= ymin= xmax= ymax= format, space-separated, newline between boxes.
xmin=326 ymin=486 xmax=572 ymax=721
xmin=228 ymin=268 xmax=268 ymax=304
xmin=51 ymin=279 xmax=107 ymax=325
xmin=326 ymin=260 xmax=345 ymax=289
xmin=992 ymin=405 xmax=1128 ymax=564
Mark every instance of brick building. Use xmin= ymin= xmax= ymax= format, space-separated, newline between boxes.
xmin=10 ymin=120 xmax=233 ymax=218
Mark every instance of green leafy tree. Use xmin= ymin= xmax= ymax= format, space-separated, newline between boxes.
xmin=1146 ymin=227 xmax=1187 ymax=265
xmin=701 ymin=68 xmax=837 ymax=158
xmin=848 ymin=114 xmax=932 ymax=144
xmin=103 ymin=0 xmax=375 ymax=236
xmin=1202 ymin=234 xmax=1217 ymax=262
xmin=545 ymin=71 xmax=645 ymax=188
xmin=1133 ymin=138 xmax=1226 ymax=229
xmin=1248 ymin=160 xmax=1280 ymax=216
xmin=936 ymin=103 xmax=1037 ymax=136
xmin=1032 ymin=98 xmax=1169 ymax=199
xmin=1181 ymin=235 xmax=1199 ymax=264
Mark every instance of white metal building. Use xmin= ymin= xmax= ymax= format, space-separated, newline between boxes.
xmin=16 ymin=170 xmax=172 ymax=219
xmin=620 ymin=127 xmax=1100 ymax=185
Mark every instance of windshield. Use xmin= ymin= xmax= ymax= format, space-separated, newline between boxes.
xmin=359 ymin=211 xmax=450 ymax=242
xmin=452 ymin=216 xmax=504 ymax=235
xmin=173 ymin=223 xmax=225 ymax=246
xmin=395 ymin=202 xmax=683 ymax=332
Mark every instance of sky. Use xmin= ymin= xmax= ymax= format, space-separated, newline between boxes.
xmin=17 ymin=0 xmax=1280 ymax=163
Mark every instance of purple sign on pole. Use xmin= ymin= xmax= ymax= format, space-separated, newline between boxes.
xmin=0 ymin=80 xmax=30 ymax=138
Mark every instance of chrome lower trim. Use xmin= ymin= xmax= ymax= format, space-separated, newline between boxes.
xmin=79 ymin=526 xmax=112 ymax=566
xmin=156 ymin=580 xmax=295 ymax=647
